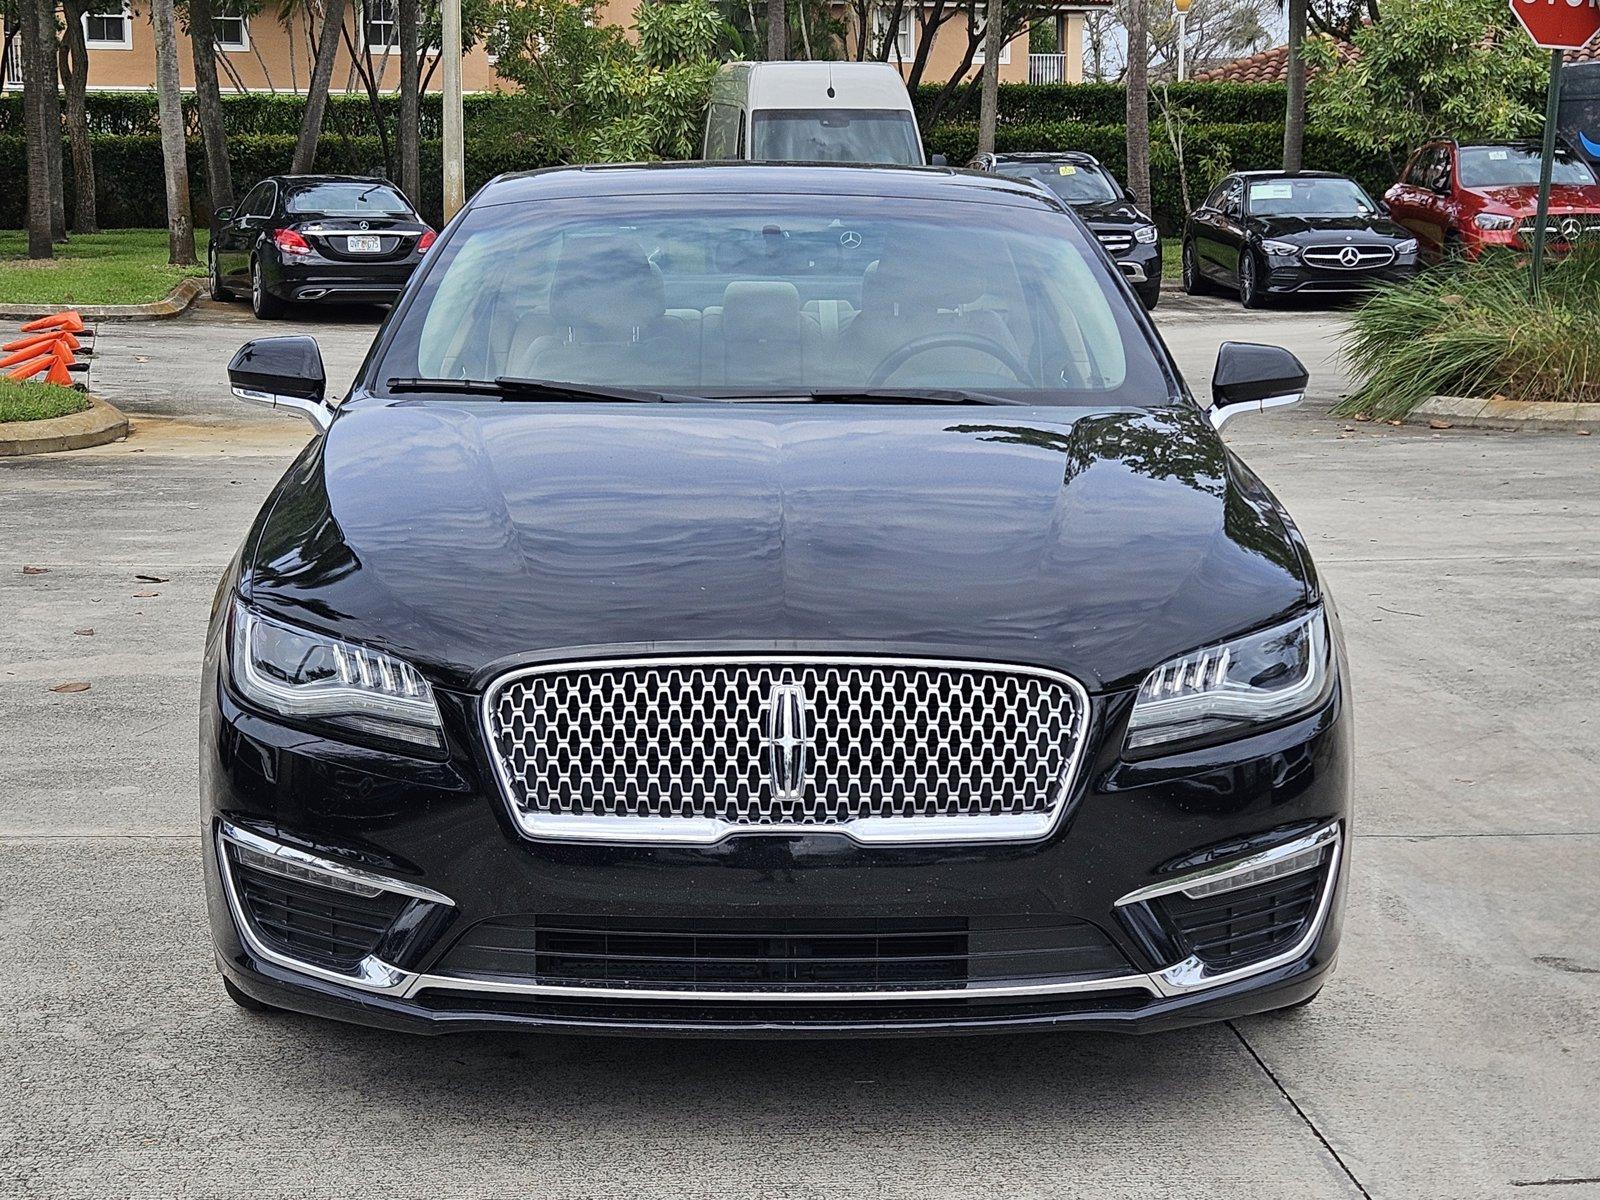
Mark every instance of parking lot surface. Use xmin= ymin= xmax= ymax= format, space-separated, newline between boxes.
xmin=2 ymin=297 xmax=1596 ymax=1199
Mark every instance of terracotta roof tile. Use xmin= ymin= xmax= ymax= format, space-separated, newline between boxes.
xmin=1192 ymin=38 xmax=1355 ymax=84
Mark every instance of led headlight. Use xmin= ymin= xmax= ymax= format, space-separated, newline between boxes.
xmin=1133 ymin=223 xmax=1160 ymax=244
xmin=1473 ymin=213 xmax=1514 ymax=231
xmin=1395 ymin=237 xmax=1419 ymax=255
xmin=1261 ymin=239 xmax=1300 ymax=257
xmin=230 ymin=600 xmax=443 ymax=749
xmin=1125 ymin=608 xmax=1331 ymax=753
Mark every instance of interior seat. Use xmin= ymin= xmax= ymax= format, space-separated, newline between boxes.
xmin=703 ymin=281 xmax=824 ymax=390
xmin=512 ymin=235 xmax=697 ymax=386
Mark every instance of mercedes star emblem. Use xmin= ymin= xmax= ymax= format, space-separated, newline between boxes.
xmin=1337 ymin=245 xmax=1363 ymax=267
xmin=839 ymin=230 xmax=862 ymax=249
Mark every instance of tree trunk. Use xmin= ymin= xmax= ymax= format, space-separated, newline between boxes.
xmin=1124 ymin=0 xmax=1152 ymax=214
xmin=34 ymin=0 xmax=66 ymax=240
xmin=188 ymin=0 xmax=235 ymax=213
xmin=341 ymin=18 xmax=393 ymax=178
xmin=1282 ymin=0 xmax=1307 ymax=171
xmin=19 ymin=0 xmax=53 ymax=257
xmin=397 ymin=0 xmax=420 ymax=200
xmin=977 ymin=0 xmax=1002 ymax=154
xmin=58 ymin=0 xmax=97 ymax=233
xmin=151 ymin=0 xmax=196 ymax=264
xmin=766 ymin=0 xmax=786 ymax=60
xmin=293 ymin=0 xmax=348 ymax=174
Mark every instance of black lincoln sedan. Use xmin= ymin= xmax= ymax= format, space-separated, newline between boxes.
xmin=1183 ymin=170 xmax=1419 ymax=307
xmin=969 ymin=151 xmax=1163 ymax=310
xmin=209 ymin=174 xmax=435 ymax=319
xmin=206 ymin=163 xmax=1351 ymax=1038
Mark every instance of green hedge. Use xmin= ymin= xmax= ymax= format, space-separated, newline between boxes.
xmin=912 ymin=81 xmax=1289 ymax=127
xmin=0 ymin=129 xmax=562 ymax=229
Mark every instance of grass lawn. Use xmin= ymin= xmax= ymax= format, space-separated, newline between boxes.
xmin=0 ymin=379 xmax=91 ymax=423
xmin=1162 ymin=238 xmax=1181 ymax=282
xmin=0 ymin=229 xmax=209 ymax=307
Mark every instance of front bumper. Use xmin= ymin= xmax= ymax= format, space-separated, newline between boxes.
xmin=203 ymin=638 xmax=1353 ymax=1037
xmin=1262 ymin=259 xmax=1418 ymax=295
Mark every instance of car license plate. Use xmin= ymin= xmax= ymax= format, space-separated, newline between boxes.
xmin=347 ymin=234 xmax=382 ymax=253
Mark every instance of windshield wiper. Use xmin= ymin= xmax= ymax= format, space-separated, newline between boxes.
xmin=385 ymin=376 xmax=702 ymax=404
xmin=746 ymin=388 xmax=1032 ymax=407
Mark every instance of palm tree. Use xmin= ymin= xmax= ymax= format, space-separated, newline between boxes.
xmin=293 ymin=0 xmax=350 ymax=173
xmin=766 ymin=0 xmax=786 ymax=57
xmin=1125 ymin=0 xmax=1152 ymax=214
xmin=397 ymin=0 xmax=421 ymax=200
xmin=59 ymin=0 xmax=98 ymax=233
xmin=189 ymin=0 xmax=237 ymax=211
xmin=152 ymin=0 xmax=198 ymax=264
xmin=1282 ymin=0 xmax=1306 ymax=170
xmin=18 ymin=0 xmax=52 ymax=257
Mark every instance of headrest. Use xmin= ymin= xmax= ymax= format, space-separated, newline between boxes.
xmin=550 ymin=234 xmax=665 ymax=336
xmin=720 ymin=281 xmax=802 ymax=345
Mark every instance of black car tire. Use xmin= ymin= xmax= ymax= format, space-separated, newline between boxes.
xmin=208 ymin=243 xmax=232 ymax=301
xmin=1239 ymin=251 xmax=1267 ymax=309
xmin=1181 ymin=239 xmax=1211 ymax=296
xmin=251 ymin=257 xmax=286 ymax=320
xmin=1137 ymin=284 xmax=1160 ymax=311
xmin=222 ymin=976 xmax=279 ymax=1014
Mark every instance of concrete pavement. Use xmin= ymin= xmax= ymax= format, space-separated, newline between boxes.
xmin=2 ymin=297 xmax=1596 ymax=1199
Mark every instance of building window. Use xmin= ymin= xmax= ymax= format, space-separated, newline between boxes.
xmin=871 ymin=5 xmax=914 ymax=65
xmin=83 ymin=0 xmax=133 ymax=50
xmin=969 ymin=14 xmax=1012 ymax=65
xmin=214 ymin=9 xmax=249 ymax=51
xmin=2 ymin=42 xmax=23 ymax=87
xmin=363 ymin=0 xmax=398 ymax=50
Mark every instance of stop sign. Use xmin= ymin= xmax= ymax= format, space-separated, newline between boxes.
xmin=1511 ymin=0 xmax=1600 ymax=51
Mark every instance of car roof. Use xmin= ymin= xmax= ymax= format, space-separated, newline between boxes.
xmin=990 ymin=151 xmax=1103 ymax=166
xmin=1231 ymin=169 xmax=1348 ymax=180
xmin=472 ymin=162 xmax=1069 ymax=210
xmin=271 ymin=174 xmax=395 ymax=188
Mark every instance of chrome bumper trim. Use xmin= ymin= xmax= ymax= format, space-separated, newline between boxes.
xmin=1117 ymin=261 xmax=1149 ymax=283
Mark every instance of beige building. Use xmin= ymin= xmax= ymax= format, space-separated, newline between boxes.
xmin=1 ymin=0 xmax=1100 ymax=95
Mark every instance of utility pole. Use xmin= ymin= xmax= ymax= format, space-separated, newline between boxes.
xmin=1530 ymin=49 xmax=1565 ymax=299
xmin=1175 ymin=0 xmax=1190 ymax=82
xmin=441 ymin=0 xmax=465 ymax=221
xmin=977 ymin=0 xmax=1003 ymax=155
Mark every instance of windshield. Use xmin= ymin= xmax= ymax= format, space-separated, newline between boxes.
xmin=1458 ymin=146 xmax=1596 ymax=187
xmin=374 ymin=195 xmax=1171 ymax=405
xmin=996 ymin=162 xmax=1122 ymax=204
xmin=1246 ymin=177 xmax=1376 ymax=215
xmin=286 ymin=182 xmax=413 ymax=216
xmin=750 ymin=110 xmax=924 ymax=165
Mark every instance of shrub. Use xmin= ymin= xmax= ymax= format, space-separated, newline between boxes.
xmin=1337 ymin=247 xmax=1600 ymax=418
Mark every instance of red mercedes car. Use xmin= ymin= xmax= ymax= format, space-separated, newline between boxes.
xmin=1385 ymin=139 xmax=1600 ymax=261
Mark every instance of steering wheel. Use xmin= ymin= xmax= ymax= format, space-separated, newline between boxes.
xmin=867 ymin=332 xmax=1031 ymax=388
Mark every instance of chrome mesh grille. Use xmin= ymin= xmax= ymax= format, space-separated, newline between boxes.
xmin=485 ymin=658 xmax=1086 ymax=835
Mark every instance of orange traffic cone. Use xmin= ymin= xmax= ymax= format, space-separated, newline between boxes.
xmin=45 ymin=357 xmax=74 ymax=385
xmin=5 ymin=355 xmax=54 ymax=382
xmin=1 ymin=344 xmax=56 ymax=369
xmin=3 ymin=329 xmax=80 ymax=354
xmin=19 ymin=310 xmax=87 ymax=335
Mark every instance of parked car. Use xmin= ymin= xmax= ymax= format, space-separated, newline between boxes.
xmin=704 ymin=62 xmax=927 ymax=165
xmin=209 ymin=174 xmax=435 ymax=319
xmin=208 ymin=163 xmax=1350 ymax=1038
xmin=968 ymin=151 xmax=1162 ymax=310
xmin=1385 ymin=139 xmax=1600 ymax=262
xmin=1183 ymin=170 xmax=1420 ymax=307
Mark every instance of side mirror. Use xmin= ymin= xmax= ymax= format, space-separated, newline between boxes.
xmin=1209 ymin=341 xmax=1308 ymax=430
xmin=929 ymin=153 xmax=948 ymax=167
xmin=213 ymin=206 xmax=234 ymax=223
xmin=228 ymin=336 xmax=332 ymax=431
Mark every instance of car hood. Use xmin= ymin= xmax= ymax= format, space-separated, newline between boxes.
xmin=1073 ymin=199 xmax=1147 ymax=226
xmin=1469 ymin=183 xmax=1600 ymax=212
xmin=244 ymin=402 xmax=1312 ymax=694
xmin=1251 ymin=213 xmax=1411 ymax=241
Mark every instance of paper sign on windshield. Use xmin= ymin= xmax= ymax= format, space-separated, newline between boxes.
xmin=1251 ymin=183 xmax=1294 ymax=200
xmin=1057 ymin=165 xmax=1077 ymax=175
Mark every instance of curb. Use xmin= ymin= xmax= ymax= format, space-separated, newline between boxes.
xmin=0 ymin=277 xmax=206 ymax=324
xmin=1407 ymin=395 xmax=1600 ymax=433
xmin=0 ymin=394 xmax=130 ymax=456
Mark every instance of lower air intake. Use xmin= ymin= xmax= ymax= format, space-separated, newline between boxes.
xmin=1159 ymin=866 xmax=1324 ymax=972
xmin=227 ymin=843 xmax=408 ymax=971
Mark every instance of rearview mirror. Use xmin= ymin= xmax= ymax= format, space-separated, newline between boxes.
xmin=227 ymin=336 xmax=332 ymax=431
xmin=929 ymin=153 xmax=948 ymax=167
xmin=213 ymin=206 xmax=234 ymax=223
xmin=1209 ymin=342 xmax=1308 ymax=431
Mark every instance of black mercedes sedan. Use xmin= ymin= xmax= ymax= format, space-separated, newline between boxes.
xmin=209 ymin=175 xmax=435 ymax=319
xmin=206 ymin=163 xmax=1351 ymax=1038
xmin=969 ymin=151 xmax=1163 ymax=309
xmin=1183 ymin=170 xmax=1419 ymax=307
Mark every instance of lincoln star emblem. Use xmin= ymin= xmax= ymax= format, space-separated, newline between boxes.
xmin=1337 ymin=245 xmax=1362 ymax=267
xmin=760 ymin=679 xmax=813 ymax=801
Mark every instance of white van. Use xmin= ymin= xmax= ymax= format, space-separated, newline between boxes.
xmin=703 ymin=62 xmax=929 ymax=166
